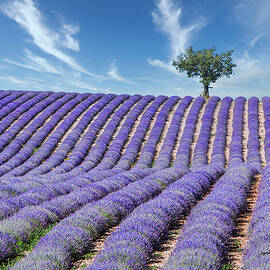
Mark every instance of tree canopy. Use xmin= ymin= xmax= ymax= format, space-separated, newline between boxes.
xmin=172 ymin=46 xmax=237 ymax=98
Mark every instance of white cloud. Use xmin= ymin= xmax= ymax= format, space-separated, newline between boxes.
xmin=1 ymin=0 xmax=103 ymax=78
xmin=147 ymin=59 xmax=179 ymax=74
xmin=60 ymin=21 xmax=80 ymax=51
xmin=4 ymin=58 xmax=41 ymax=72
xmin=25 ymin=49 xmax=63 ymax=74
xmin=0 ymin=75 xmax=27 ymax=85
xmin=72 ymin=71 xmax=82 ymax=78
xmin=107 ymin=62 xmax=135 ymax=84
xmin=174 ymin=87 xmax=185 ymax=92
xmin=248 ymin=34 xmax=264 ymax=48
xmin=4 ymin=49 xmax=63 ymax=74
xmin=131 ymin=76 xmax=165 ymax=84
xmin=215 ymin=51 xmax=270 ymax=88
xmin=148 ymin=0 xmax=204 ymax=72
xmin=235 ymin=0 xmax=270 ymax=38
xmin=67 ymin=79 xmax=113 ymax=93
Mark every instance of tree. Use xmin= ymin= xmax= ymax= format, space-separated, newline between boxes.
xmin=172 ymin=46 xmax=237 ymax=98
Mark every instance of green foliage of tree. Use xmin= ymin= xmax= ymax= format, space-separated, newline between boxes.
xmin=172 ymin=46 xmax=237 ymax=98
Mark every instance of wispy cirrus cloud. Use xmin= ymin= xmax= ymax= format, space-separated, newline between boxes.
xmin=0 ymin=75 xmax=28 ymax=85
xmin=147 ymin=59 xmax=179 ymax=74
xmin=235 ymin=0 xmax=270 ymax=39
xmin=107 ymin=62 xmax=135 ymax=84
xmin=248 ymin=34 xmax=264 ymax=48
xmin=68 ymin=79 xmax=114 ymax=93
xmin=1 ymin=0 xmax=103 ymax=78
xmin=148 ymin=0 xmax=205 ymax=72
xmin=215 ymin=51 xmax=270 ymax=89
xmin=4 ymin=49 xmax=63 ymax=74
xmin=59 ymin=20 xmax=80 ymax=52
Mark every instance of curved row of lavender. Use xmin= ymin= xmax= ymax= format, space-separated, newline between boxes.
xmin=6 ymin=94 xmax=135 ymax=176
xmin=162 ymin=97 xmax=260 ymax=269
xmin=8 ymin=96 xmax=205 ymax=268
xmin=0 ymin=93 xmax=89 ymax=175
xmin=246 ymin=97 xmax=261 ymax=173
xmin=190 ymin=96 xmax=220 ymax=169
xmin=228 ymin=96 xmax=245 ymax=166
xmin=241 ymin=97 xmax=270 ymax=269
xmin=0 ymin=94 xmax=181 ymax=219
xmin=152 ymin=96 xmax=193 ymax=170
xmin=0 ymin=93 xmax=173 ymax=260
xmin=87 ymin=96 xmax=227 ymax=269
xmin=0 ymin=94 xmax=121 ymax=182
xmin=210 ymin=96 xmax=232 ymax=168
xmin=0 ymin=95 xmax=189 ymax=218
xmin=0 ymin=95 xmax=163 ymax=219
xmin=0 ymin=94 xmax=156 ymax=196
xmin=0 ymin=90 xmax=265 ymax=269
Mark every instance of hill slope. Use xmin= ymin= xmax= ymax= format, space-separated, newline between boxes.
xmin=0 ymin=90 xmax=268 ymax=270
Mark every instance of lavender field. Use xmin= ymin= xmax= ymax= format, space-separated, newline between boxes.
xmin=0 ymin=90 xmax=268 ymax=269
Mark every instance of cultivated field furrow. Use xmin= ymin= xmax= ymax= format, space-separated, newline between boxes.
xmin=225 ymin=100 xmax=234 ymax=167
xmin=207 ymin=100 xmax=221 ymax=163
xmin=242 ymin=101 xmax=249 ymax=162
xmin=258 ymin=100 xmax=266 ymax=167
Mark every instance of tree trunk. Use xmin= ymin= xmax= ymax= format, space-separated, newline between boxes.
xmin=203 ymin=84 xmax=209 ymax=98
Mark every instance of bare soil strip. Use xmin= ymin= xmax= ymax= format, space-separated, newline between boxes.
xmin=258 ymin=101 xmax=266 ymax=167
xmin=225 ymin=101 xmax=234 ymax=167
xmin=171 ymin=99 xmax=194 ymax=162
xmin=207 ymin=100 xmax=221 ymax=164
xmin=242 ymin=101 xmax=249 ymax=162
xmin=148 ymin=184 xmax=215 ymax=269
xmin=154 ymin=99 xmax=182 ymax=162
xmin=71 ymin=226 xmax=118 ymax=270
xmin=189 ymin=101 xmax=207 ymax=165
xmin=222 ymin=174 xmax=261 ymax=270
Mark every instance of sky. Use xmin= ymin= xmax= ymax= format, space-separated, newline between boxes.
xmin=0 ymin=0 xmax=269 ymax=98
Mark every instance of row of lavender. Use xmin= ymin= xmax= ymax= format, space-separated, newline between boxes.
xmin=0 ymin=91 xmax=260 ymax=179
xmin=7 ymin=96 xmax=237 ymax=268
xmin=0 ymin=94 xmax=198 ymax=263
xmin=241 ymin=97 xmax=270 ymax=269
xmin=8 ymin=96 xmax=208 ymax=269
xmin=0 ymin=95 xmax=171 ymax=218
xmin=82 ymin=96 xmax=261 ymax=269
xmin=162 ymin=97 xmax=262 ymax=269
xmin=0 ymin=92 xmax=162 ymax=178
xmin=0 ymin=94 xmax=161 ymax=197
xmin=0 ymin=89 xmax=266 ymax=269
xmin=0 ymin=92 xmax=90 ymax=175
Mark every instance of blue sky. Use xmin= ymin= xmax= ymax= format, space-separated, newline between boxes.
xmin=0 ymin=0 xmax=269 ymax=97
